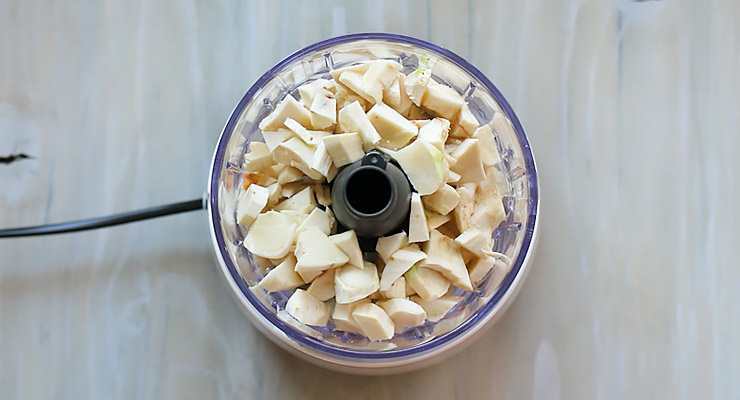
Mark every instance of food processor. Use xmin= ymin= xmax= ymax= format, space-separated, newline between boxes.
xmin=0 ymin=33 xmax=539 ymax=375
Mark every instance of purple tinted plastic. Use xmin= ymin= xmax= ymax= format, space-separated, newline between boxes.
xmin=209 ymin=33 xmax=538 ymax=360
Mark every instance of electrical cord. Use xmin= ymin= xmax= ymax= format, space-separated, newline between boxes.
xmin=0 ymin=198 xmax=205 ymax=238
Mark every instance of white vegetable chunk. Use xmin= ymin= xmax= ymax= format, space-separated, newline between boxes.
xmin=367 ymin=102 xmax=419 ymax=149
xmin=383 ymin=73 xmax=413 ymax=115
xmin=263 ymin=129 xmax=294 ymax=152
xmin=277 ymin=165 xmax=303 ymax=185
xmin=236 ymin=184 xmax=269 ymax=226
xmin=455 ymin=228 xmax=491 ymax=257
xmin=274 ymin=186 xmax=316 ymax=215
xmin=405 ymin=265 xmax=450 ymax=301
xmin=323 ymin=132 xmax=364 ymax=167
xmin=421 ymin=83 xmax=464 ymax=120
xmin=337 ymin=101 xmax=382 ymax=148
xmin=408 ymin=193 xmax=430 ymax=243
xmin=450 ymin=138 xmax=486 ymax=183
xmin=422 ymin=230 xmax=473 ymax=291
xmin=309 ymin=88 xmax=337 ymax=129
xmin=404 ymin=67 xmax=431 ymax=106
xmin=379 ymin=245 xmax=427 ymax=291
xmin=298 ymin=78 xmax=332 ymax=109
xmin=294 ymin=227 xmax=349 ymax=282
xmin=329 ymin=230 xmax=364 ymax=268
xmin=393 ymin=139 xmax=449 ymax=195
xmin=426 ymin=210 xmax=451 ymax=230
xmin=468 ymin=256 xmax=494 ymax=286
xmin=473 ymin=124 xmax=501 ymax=166
xmin=378 ymin=298 xmax=427 ymax=333
xmin=244 ymin=211 xmax=297 ymax=259
xmin=410 ymin=295 xmax=461 ymax=322
xmin=417 ymin=117 xmax=450 ymax=151
xmin=259 ymin=95 xmax=312 ymax=131
xmin=351 ymin=303 xmax=395 ymax=340
xmin=454 ymin=183 xmax=477 ymax=232
xmin=332 ymin=299 xmax=370 ymax=333
xmin=285 ymin=289 xmax=330 ymax=326
xmin=338 ymin=70 xmax=375 ymax=103
xmin=297 ymin=207 xmax=331 ymax=235
xmin=422 ymin=184 xmax=460 ymax=215
xmin=258 ymin=255 xmax=304 ymax=292
xmin=380 ymin=277 xmax=406 ymax=299
xmin=284 ymin=118 xmax=329 ymax=146
xmin=306 ymin=268 xmax=336 ymax=301
xmin=375 ymin=232 xmax=409 ymax=262
xmin=360 ymin=60 xmax=402 ymax=103
xmin=309 ymin=140 xmax=333 ymax=178
xmin=276 ymin=137 xmax=321 ymax=179
xmin=244 ymin=142 xmax=273 ymax=171
xmin=334 ymin=261 xmax=380 ymax=304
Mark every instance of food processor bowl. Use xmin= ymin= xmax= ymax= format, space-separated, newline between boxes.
xmin=207 ymin=33 xmax=539 ymax=374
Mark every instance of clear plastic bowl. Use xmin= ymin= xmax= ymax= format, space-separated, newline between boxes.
xmin=207 ymin=33 xmax=539 ymax=374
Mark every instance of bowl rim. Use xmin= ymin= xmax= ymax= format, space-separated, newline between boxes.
xmin=207 ymin=32 xmax=539 ymax=362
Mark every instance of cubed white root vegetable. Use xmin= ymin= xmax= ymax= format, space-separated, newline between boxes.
xmin=383 ymin=73 xmax=413 ymax=115
xmin=306 ymin=268 xmax=336 ymax=301
xmin=329 ymin=230 xmax=363 ymax=268
xmin=456 ymin=104 xmax=479 ymax=137
xmin=471 ymin=178 xmax=506 ymax=234
xmin=417 ymin=117 xmax=450 ymax=151
xmin=285 ymin=289 xmax=330 ymax=326
xmin=310 ymin=88 xmax=337 ymax=129
xmin=334 ymin=83 xmax=371 ymax=112
xmin=367 ymin=102 xmax=419 ymax=149
xmin=468 ymin=256 xmax=494 ymax=286
xmin=404 ymin=67 xmax=431 ymax=106
xmin=375 ymin=232 xmax=409 ymax=262
xmin=258 ymin=255 xmax=304 ymax=292
xmin=351 ymin=303 xmax=395 ymax=340
xmin=422 ymin=184 xmax=460 ymax=216
xmin=410 ymin=295 xmax=461 ymax=322
xmin=393 ymin=139 xmax=448 ymax=195
xmin=277 ymin=137 xmax=317 ymax=177
xmin=280 ymin=209 xmax=308 ymax=227
xmin=244 ymin=211 xmax=297 ymax=259
xmin=332 ymin=299 xmax=370 ymax=333
xmin=266 ymin=182 xmax=282 ymax=207
xmin=257 ymin=175 xmax=278 ymax=188
xmin=489 ymin=258 xmax=512 ymax=290
xmin=422 ymin=230 xmax=473 ymax=291
xmin=447 ymin=170 xmax=461 ymax=184
xmin=338 ymin=70 xmax=375 ymax=103
xmin=454 ymin=183 xmax=477 ymax=232
xmin=313 ymin=184 xmax=331 ymax=206
xmin=408 ymin=193 xmax=430 ymax=243
xmin=259 ymin=95 xmax=312 ymax=131
xmin=326 ymin=164 xmax=338 ymax=182
xmin=323 ymin=132 xmax=364 ymax=167
xmin=297 ymin=207 xmax=331 ymax=235
xmin=338 ymin=101 xmax=381 ymax=147
xmin=330 ymin=63 xmax=370 ymax=82
xmin=421 ymin=83 xmax=464 ymax=120
xmin=281 ymin=181 xmax=309 ymax=198
xmin=298 ymin=78 xmax=332 ymax=109
xmin=294 ymin=227 xmax=349 ymax=282
xmin=265 ymin=163 xmax=286 ymax=179
xmin=263 ymin=129 xmax=294 ymax=152
xmin=360 ymin=60 xmax=402 ymax=103
xmin=472 ymin=124 xmax=500 ymax=166
xmin=450 ymin=138 xmax=486 ymax=184
xmin=455 ymin=228 xmax=491 ymax=257
xmin=310 ymin=141 xmax=333 ymax=178
xmin=244 ymin=142 xmax=273 ymax=171
xmin=379 ymin=244 xmax=427 ymax=290
xmin=378 ymin=298 xmax=427 ymax=333
xmin=426 ymin=210 xmax=451 ymax=230
xmin=405 ymin=278 xmax=417 ymax=296
xmin=326 ymin=207 xmax=336 ymax=234
xmin=277 ymin=166 xmax=303 ymax=185
xmin=405 ymin=265 xmax=450 ymax=301
xmin=284 ymin=118 xmax=329 ymax=146
xmin=381 ymin=277 xmax=406 ymax=299
xmin=274 ymin=186 xmax=316 ymax=214
xmin=334 ymin=262 xmax=380 ymax=304
xmin=236 ymin=184 xmax=269 ymax=226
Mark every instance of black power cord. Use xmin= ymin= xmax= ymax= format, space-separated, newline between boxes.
xmin=0 ymin=198 xmax=205 ymax=238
